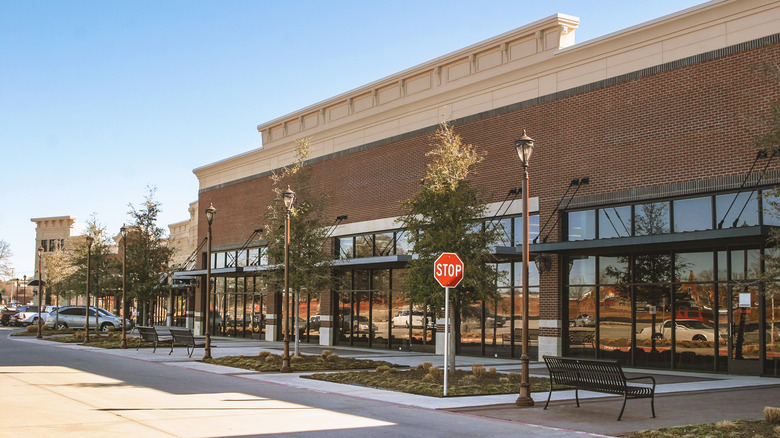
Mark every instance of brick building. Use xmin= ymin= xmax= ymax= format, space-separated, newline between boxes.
xmin=177 ymin=0 xmax=780 ymax=376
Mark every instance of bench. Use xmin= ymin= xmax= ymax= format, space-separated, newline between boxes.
xmin=136 ymin=326 xmax=172 ymax=353
xmin=501 ymin=328 xmax=539 ymax=345
xmin=169 ymin=327 xmax=206 ymax=357
xmin=543 ymin=356 xmax=656 ymax=421
xmin=568 ymin=330 xmax=596 ymax=346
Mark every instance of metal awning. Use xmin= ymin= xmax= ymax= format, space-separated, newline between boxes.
xmin=496 ymin=225 xmax=774 ymax=258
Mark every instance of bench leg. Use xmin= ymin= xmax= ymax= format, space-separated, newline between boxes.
xmin=187 ymin=344 xmax=193 ymax=358
xmin=152 ymin=341 xmax=157 ymax=353
xmin=650 ymin=394 xmax=656 ymax=418
xmin=136 ymin=338 xmax=141 ymax=351
xmin=574 ymin=387 xmax=580 ymax=407
xmin=169 ymin=341 xmax=174 ymax=355
xmin=617 ymin=393 xmax=628 ymax=421
xmin=544 ymin=383 xmax=553 ymax=410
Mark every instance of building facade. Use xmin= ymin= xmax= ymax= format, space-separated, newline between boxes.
xmin=182 ymin=0 xmax=780 ymax=376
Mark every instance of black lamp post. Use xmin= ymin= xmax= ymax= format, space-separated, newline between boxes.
xmin=514 ymin=129 xmax=535 ymax=407
xmin=36 ymin=246 xmax=43 ymax=339
xmin=203 ymin=204 xmax=216 ymax=360
xmin=280 ymin=186 xmax=295 ymax=373
xmin=120 ymin=225 xmax=129 ymax=349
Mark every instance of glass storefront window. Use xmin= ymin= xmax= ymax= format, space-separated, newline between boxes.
xmin=491 ymin=218 xmax=512 ymax=248
xmin=513 ymin=215 xmax=540 ymax=245
xmin=635 ymin=285 xmax=672 ymax=368
xmin=355 ymin=235 xmax=373 ymax=258
xmin=374 ymin=232 xmax=394 ymax=256
xmin=396 ymin=231 xmax=411 ymax=255
xmin=731 ymin=249 xmax=761 ymax=280
xmin=497 ymin=263 xmax=511 ymax=288
xmin=716 ymin=192 xmax=758 ymax=228
xmin=568 ymin=286 xmax=596 ymax=358
xmin=568 ymin=210 xmax=595 ymax=241
xmin=514 ymin=260 xmax=540 ymax=288
xmin=338 ymin=237 xmax=354 ymax=259
xmin=634 ymin=252 xmax=672 ymax=284
xmin=635 ymin=202 xmax=670 ymax=236
xmin=599 ymin=256 xmax=628 ymax=284
xmin=673 ymin=197 xmax=713 ymax=232
xmin=568 ymin=256 xmax=596 ymax=285
xmin=248 ymin=248 xmax=260 ymax=266
xmin=599 ymin=206 xmax=631 ymax=238
xmin=762 ymin=189 xmax=780 ymax=226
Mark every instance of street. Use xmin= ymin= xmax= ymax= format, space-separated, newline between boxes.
xmin=0 ymin=328 xmax=595 ymax=438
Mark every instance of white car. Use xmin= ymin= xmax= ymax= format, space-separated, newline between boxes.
xmin=391 ymin=309 xmax=425 ymax=328
xmin=13 ymin=305 xmax=47 ymax=327
xmin=637 ymin=319 xmax=721 ymax=342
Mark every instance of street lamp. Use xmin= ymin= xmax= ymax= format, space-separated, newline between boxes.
xmin=281 ymin=186 xmax=295 ymax=373
xmin=120 ymin=225 xmax=129 ymax=349
xmin=85 ymin=236 xmax=94 ymax=343
xmin=22 ymin=275 xmax=26 ymax=304
xmin=203 ymin=204 xmax=216 ymax=360
xmin=514 ymin=129 xmax=535 ymax=407
xmin=36 ymin=246 xmax=43 ymax=339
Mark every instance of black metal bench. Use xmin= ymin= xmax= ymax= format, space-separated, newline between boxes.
xmin=500 ymin=328 xmax=539 ymax=345
xmin=136 ymin=326 xmax=172 ymax=353
xmin=543 ymin=355 xmax=656 ymax=421
xmin=169 ymin=327 xmax=206 ymax=357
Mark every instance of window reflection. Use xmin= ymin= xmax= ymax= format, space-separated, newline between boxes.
xmin=716 ymin=192 xmax=758 ymax=228
xmin=635 ymin=202 xmax=670 ymax=236
xmin=599 ymin=206 xmax=631 ymax=238
xmin=673 ymin=197 xmax=712 ymax=232
xmin=568 ymin=210 xmax=595 ymax=241
xmin=568 ymin=256 xmax=596 ymax=285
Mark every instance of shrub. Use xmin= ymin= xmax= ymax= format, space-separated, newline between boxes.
xmin=417 ymin=362 xmax=433 ymax=371
xmin=25 ymin=325 xmax=38 ymax=333
xmin=258 ymin=350 xmax=271 ymax=358
xmin=508 ymin=372 xmax=522 ymax=383
xmin=499 ymin=377 xmax=510 ymax=384
xmin=327 ymin=354 xmax=340 ymax=361
xmin=715 ymin=420 xmax=736 ymax=429
xmin=488 ymin=367 xmax=497 ymax=375
xmin=321 ymin=350 xmax=332 ymax=358
xmin=265 ymin=355 xmax=276 ymax=363
xmin=765 ymin=406 xmax=780 ymax=424
xmin=472 ymin=364 xmax=487 ymax=379
xmin=427 ymin=366 xmax=441 ymax=380
xmin=422 ymin=373 xmax=434 ymax=382
xmin=461 ymin=375 xmax=478 ymax=385
xmin=290 ymin=355 xmax=302 ymax=363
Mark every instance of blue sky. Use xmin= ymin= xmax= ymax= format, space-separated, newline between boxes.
xmin=0 ymin=0 xmax=706 ymax=278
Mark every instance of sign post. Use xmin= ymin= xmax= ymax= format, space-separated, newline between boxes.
xmin=434 ymin=252 xmax=464 ymax=396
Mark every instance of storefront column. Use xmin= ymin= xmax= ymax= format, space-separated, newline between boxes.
xmin=319 ymin=290 xmax=335 ymax=346
xmin=538 ymin=255 xmax=562 ymax=359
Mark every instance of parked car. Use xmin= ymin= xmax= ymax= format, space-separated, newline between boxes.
xmin=391 ymin=309 xmax=425 ymax=328
xmin=569 ymin=314 xmax=595 ymax=327
xmin=665 ymin=310 xmax=714 ymax=325
xmin=13 ymin=305 xmax=45 ymax=327
xmin=342 ymin=314 xmax=378 ymax=333
xmin=1 ymin=306 xmax=18 ymax=326
xmin=637 ymin=319 xmax=723 ymax=342
xmin=45 ymin=306 xmax=130 ymax=331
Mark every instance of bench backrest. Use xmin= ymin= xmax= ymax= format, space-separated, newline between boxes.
xmin=544 ymin=356 xmax=628 ymax=394
xmin=137 ymin=326 xmax=159 ymax=341
xmin=169 ymin=327 xmax=195 ymax=344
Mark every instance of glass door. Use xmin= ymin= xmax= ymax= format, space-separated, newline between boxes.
xmin=728 ymin=284 xmax=762 ymax=375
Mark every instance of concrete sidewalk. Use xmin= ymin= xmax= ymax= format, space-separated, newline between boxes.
xmin=10 ymin=332 xmax=780 ymax=436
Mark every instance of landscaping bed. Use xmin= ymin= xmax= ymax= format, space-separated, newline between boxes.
xmin=203 ymin=350 xmax=395 ymax=372
xmin=304 ymin=362 xmax=556 ymax=397
xmin=625 ymin=419 xmax=779 ymax=437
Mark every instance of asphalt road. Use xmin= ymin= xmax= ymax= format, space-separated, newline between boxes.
xmin=0 ymin=327 xmax=605 ymax=438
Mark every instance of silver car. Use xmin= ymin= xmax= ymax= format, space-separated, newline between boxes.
xmin=46 ymin=306 xmax=129 ymax=331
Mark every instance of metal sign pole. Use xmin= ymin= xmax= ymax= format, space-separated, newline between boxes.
xmin=444 ymin=286 xmax=449 ymax=397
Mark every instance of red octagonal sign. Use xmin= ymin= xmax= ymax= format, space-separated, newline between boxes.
xmin=434 ymin=252 xmax=464 ymax=288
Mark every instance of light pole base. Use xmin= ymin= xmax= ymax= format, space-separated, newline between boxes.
xmin=203 ymin=334 xmax=212 ymax=360
xmin=515 ymin=382 xmax=535 ymax=407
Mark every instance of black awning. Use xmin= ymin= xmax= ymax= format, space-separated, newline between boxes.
xmin=496 ymin=225 xmax=773 ymax=258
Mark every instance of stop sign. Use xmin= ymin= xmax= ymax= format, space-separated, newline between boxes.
xmin=434 ymin=252 xmax=464 ymax=288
